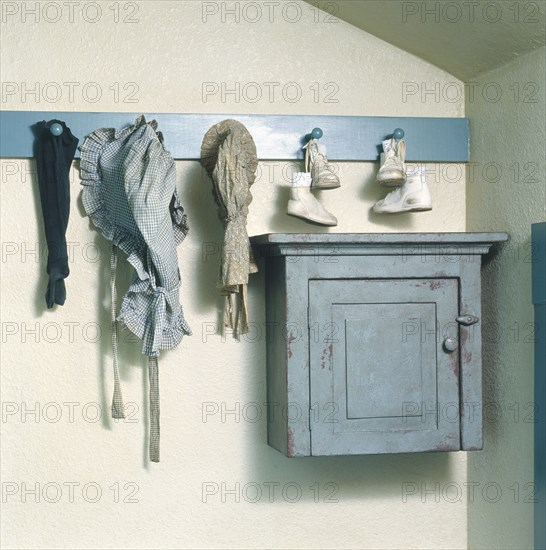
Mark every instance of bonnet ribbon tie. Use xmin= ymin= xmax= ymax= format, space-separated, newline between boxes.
xmin=149 ymin=287 xmax=168 ymax=354
xmin=146 ymin=287 xmax=167 ymax=463
xmin=148 ymin=356 xmax=160 ymax=463
xmin=110 ymin=244 xmax=125 ymax=419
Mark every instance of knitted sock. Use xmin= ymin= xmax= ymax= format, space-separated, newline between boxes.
xmin=34 ymin=120 xmax=79 ymax=308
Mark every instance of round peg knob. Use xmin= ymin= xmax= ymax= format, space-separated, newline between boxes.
xmin=50 ymin=123 xmax=63 ymax=136
xmin=393 ymin=128 xmax=405 ymax=140
xmin=443 ymin=337 xmax=458 ymax=352
xmin=310 ymin=127 xmax=323 ymax=140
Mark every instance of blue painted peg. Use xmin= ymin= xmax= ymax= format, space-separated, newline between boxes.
xmin=50 ymin=123 xmax=63 ymax=136
xmin=310 ymin=127 xmax=323 ymax=140
xmin=393 ymin=128 xmax=405 ymax=140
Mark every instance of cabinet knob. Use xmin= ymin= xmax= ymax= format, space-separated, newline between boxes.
xmin=444 ymin=337 xmax=458 ymax=352
xmin=456 ymin=315 xmax=479 ymax=326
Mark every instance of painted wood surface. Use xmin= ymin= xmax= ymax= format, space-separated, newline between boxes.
xmin=0 ymin=111 xmax=469 ymax=161
xmin=251 ymin=232 xmax=508 ymax=457
xmin=309 ymin=279 xmax=460 ymax=455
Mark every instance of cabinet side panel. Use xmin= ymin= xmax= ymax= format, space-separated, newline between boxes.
xmin=265 ymin=255 xmax=288 ymax=455
xmin=285 ymin=258 xmax=311 ymax=456
xmin=459 ymin=259 xmax=484 ymax=450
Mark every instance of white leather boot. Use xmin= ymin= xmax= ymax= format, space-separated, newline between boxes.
xmin=304 ymin=139 xmax=340 ymax=189
xmin=377 ymin=138 xmax=406 ymax=186
xmin=287 ymin=172 xmax=337 ymax=226
xmin=373 ymin=168 xmax=432 ymax=214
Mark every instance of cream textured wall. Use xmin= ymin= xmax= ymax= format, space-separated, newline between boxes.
xmin=1 ymin=2 xmax=466 ymax=549
xmin=466 ymin=46 xmax=546 ymax=550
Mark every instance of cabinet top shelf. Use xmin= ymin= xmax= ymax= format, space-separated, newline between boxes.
xmin=251 ymin=232 xmax=509 ymax=245
xmin=250 ymin=232 xmax=509 ymax=257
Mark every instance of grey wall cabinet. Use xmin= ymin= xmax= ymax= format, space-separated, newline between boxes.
xmin=251 ymin=233 xmax=508 ymax=457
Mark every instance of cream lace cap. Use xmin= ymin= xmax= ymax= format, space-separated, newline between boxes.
xmin=201 ymin=119 xmax=258 ymax=334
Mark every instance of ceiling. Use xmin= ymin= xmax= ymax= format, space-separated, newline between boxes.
xmin=306 ymin=0 xmax=546 ymax=80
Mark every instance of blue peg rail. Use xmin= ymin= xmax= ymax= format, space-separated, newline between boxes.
xmin=0 ymin=111 xmax=469 ymax=162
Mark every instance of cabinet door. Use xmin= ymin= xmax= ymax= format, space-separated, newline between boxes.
xmin=309 ymin=278 xmax=460 ymax=455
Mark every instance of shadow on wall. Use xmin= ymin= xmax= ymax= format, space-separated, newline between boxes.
xmin=476 ymin=244 xmax=505 ymax=445
xmin=77 ymin=188 xmax=149 ymax=465
xmin=29 ymin=158 xmax=50 ymax=317
xmin=467 ymin=235 xmax=535 ymax=547
xmin=183 ymin=161 xmax=227 ymax=330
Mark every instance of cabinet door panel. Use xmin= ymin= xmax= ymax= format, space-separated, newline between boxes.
xmin=309 ymin=279 xmax=460 ymax=455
